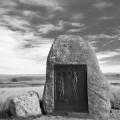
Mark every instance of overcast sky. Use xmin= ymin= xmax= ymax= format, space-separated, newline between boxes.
xmin=0 ymin=0 xmax=120 ymax=74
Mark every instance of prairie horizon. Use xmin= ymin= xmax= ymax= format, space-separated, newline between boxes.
xmin=0 ymin=73 xmax=120 ymax=87
xmin=0 ymin=74 xmax=45 ymax=87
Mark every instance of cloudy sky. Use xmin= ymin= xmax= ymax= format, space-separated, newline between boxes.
xmin=0 ymin=0 xmax=120 ymax=74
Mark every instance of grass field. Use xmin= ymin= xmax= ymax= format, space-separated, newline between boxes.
xmin=0 ymin=74 xmax=45 ymax=114
xmin=0 ymin=86 xmax=44 ymax=113
xmin=0 ymin=73 xmax=120 ymax=114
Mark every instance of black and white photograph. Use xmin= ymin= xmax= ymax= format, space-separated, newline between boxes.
xmin=0 ymin=0 xmax=120 ymax=119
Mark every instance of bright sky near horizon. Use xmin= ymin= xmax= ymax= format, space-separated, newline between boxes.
xmin=0 ymin=0 xmax=120 ymax=74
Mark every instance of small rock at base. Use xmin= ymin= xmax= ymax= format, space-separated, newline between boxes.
xmin=8 ymin=90 xmax=41 ymax=117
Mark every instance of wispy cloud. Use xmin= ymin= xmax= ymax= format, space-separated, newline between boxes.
xmin=38 ymin=23 xmax=63 ymax=35
xmin=96 ymin=50 xmax=120 ymax=73
xmin=0 ymin=0 xmax=17 ymax=7
xmin=85 ymin=34 xmax=120 ymax=40
xmin=85 ymin=33 xmax=120 ymax=53
xmin=58 ymin=20 xmax=85 ymax=28
xmin=0 ymin=0 xmax=17 ymax=16
xmin=19 ymin=0 xmax=57 ymax=6
xmin=0 ymin=8 xmax=11 ymax=15
xmin=71 ymin=13 xmax=85 ymax=21
xmin=68 ymin=28 xmax=85 ymax=33
xmin=97 ymin=16 xmax=114 ymax=20
xmin=22 ymin=10 xmax=38 ymax=18
xmin=0 ymin=15 xmax=30 ymax=31
xmin=19 ymin=0 xmax=63 ymax=11
xmin=0 ymin=26 xmax=53 ymax=74
xmin=100 ymin=65 xmax=120 ymax=73
xmin=97 ymin=51 xmax=120 ymax=61
xmin=93 ymin=1 xmax=113 ymax=10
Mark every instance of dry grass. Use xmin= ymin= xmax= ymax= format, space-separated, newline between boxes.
xmin=0 ymin=86 xmax=44 ymax=112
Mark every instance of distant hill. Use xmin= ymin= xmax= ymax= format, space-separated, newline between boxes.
xmin=0 ymin=73 xmax=120 ymax=82
xmin=0 ymin=73 xmax=120 ymax=87
xmin=0 ymin=74 xmax=45 ymax=83
xmin=104 ymin=73 xmax=120 ymax=80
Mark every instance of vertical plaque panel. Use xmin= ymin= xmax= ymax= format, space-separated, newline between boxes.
xmin=54 ymin=64 xmax=88 ymax=113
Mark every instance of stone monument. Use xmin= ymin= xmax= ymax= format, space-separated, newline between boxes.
xmin=42 ymin=35 xmax=110 ymax=119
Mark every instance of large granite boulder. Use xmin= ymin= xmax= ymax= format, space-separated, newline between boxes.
xmin=42 ymin=35 xmax=110 ymax=119
xmin=8 ymin=91 xmax=41 ymax=117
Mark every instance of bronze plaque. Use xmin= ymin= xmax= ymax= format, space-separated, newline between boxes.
xmin=54 ymin=64 xmax=88 ymax=113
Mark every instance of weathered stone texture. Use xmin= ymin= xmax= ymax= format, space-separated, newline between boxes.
xmin=42 ymin=35 xmax=110 ymax=119
xmin=8 ymin=91 xmax=41 ymax=117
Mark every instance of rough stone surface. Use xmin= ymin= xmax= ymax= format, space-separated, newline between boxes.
xmin=109 ymin=109 xmax=120 ymax=120
xmin=42 ymin=35 xmax=110 ymax=120
xmin=8 ymin=91 xmax=41 ymax=117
